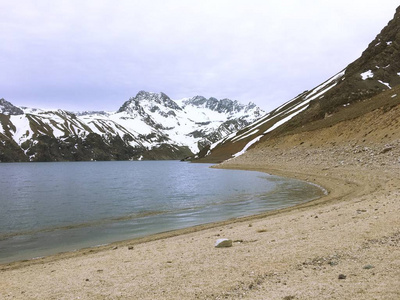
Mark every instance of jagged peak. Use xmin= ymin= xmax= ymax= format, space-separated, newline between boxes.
xmin=118 ymin=91 xmax=182 ymax=114
xmin=75 ymin=110 xmax=109 ymax=116
xmin=0 ymin=98 xmax=24 ymax=115
xmin=183 ymin=95 xmax=261 ymax=115
xmin=135 ymin=90 xmax=160 ymax=99
xmin=116 ymin=91 xmax=265 ymax=119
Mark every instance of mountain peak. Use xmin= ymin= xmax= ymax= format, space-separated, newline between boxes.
xmin=183 ymin=95 xmax=259 ymax=115
xmin=0 ymin=98 xmax=24 ymax=115
xmin=118 ymin=91 xmax=177 ymax=114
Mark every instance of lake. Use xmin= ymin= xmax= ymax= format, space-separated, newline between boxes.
xmin=0 ymin=161 xmax=324 ymax=263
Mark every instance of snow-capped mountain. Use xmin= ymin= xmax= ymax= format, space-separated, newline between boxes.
xmin=114 ymin=91 xmax=263 ymax=152
xmin=198 ymin=6 xmax=400 ymax=162
xmin=0 ymin=92 xmax=264 ymax=162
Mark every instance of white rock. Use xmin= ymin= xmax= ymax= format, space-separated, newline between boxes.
xmin=215 ymin=238 xmax=233 ymax=248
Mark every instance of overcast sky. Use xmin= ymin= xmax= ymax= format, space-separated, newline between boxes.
xmin=0 ymin=1 xmax=399 ymax=112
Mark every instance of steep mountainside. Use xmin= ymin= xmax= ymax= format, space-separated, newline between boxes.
xmin=0 ymin=92 xmax=263 ymax=162
xmin=198 ymin=6 xmax=400 ymax=163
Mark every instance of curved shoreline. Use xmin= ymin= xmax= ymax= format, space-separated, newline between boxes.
xmin=1 ymin=156 xmax=399 ymax=299
xmin=0 ymin=165 xmax=342 ymax=271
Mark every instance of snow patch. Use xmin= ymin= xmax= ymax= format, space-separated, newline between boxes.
xmin=232 ymin=129 xmax=259 ymax=142
xmin=272 ymin=70 xmax=344 ymax=117
xmin=360 ymin=70 xmax=374 ymax=80
xmin=264 ymin=105 xmax=308 ymax=135
xmin=209 ymin=131 xmax=237 ymax=151
xmin=9 ymin=115 xmax=32 ymax=144
xmin=391 ymin=94 xmax=397 ymax=98
xmin=232 ymin=135 xmax=263 ymax=158
xmin=304 ymin=70 xmax=345 ymax=101
xmin=273 ymin=94 xmax=303 ymax=114
xmin=378 ymin=80 xmax=391 ymax=89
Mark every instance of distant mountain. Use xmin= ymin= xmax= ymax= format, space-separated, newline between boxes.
xmin=197 ymin=6 xmax=400 ymax=162
xmin=0 ymin=98 xmax=24 ymax=115
xmin=0 ymin=92 xmax=264 ymax=162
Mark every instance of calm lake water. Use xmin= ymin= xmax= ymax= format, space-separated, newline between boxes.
xmin=0 ymin=161 xmax=324 ymax=263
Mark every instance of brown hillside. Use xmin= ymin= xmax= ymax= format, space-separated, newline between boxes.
xmin=199 ymin=6 xmax=400 ymax=163
xmin=223 ymin=86 xmax=400 ymax=168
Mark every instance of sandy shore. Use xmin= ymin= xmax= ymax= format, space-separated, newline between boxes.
xmin=1 ymin=139 xmax=400 ymax=299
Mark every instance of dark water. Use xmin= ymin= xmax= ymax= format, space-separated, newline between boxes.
xmin=0 ymin=161 xmax=324 ymax=263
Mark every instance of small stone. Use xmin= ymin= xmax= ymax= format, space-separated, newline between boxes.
xmin=112 ymin=246 xmax=118 ymax=250
xmin=338 ymin=274 xmax=347 ymax=280
xmin=380 ymin=146 xmax=394 ymax=154
xmin=215 ymin=238 xmax=233 ymax=248
xmin=363 ymin=264 xmax=375 ymax=269
xmin=128 ymin=246 xmax=133 ymax=250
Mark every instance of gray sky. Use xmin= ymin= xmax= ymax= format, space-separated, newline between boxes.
xmin=0 ymin=1 xmax=399 ymax=112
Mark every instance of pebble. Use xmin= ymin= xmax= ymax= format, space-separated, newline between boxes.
xmin=363 ymin=264 xmax=375 ymax=269
xmin=215 ymin=239 xmax=233 ymax=248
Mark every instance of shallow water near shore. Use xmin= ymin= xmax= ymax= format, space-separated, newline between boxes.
xmin=0 ymin=161 xmax=324 ymax=264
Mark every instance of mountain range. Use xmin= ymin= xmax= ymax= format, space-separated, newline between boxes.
xmin=2 ymin=6 xmax=400 ymax=164
xmin=0 ymin=92 xmax=263 ymax=162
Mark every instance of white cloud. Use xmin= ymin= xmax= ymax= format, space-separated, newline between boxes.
xmin=0 ymin=0 xmax=398 ymax=111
